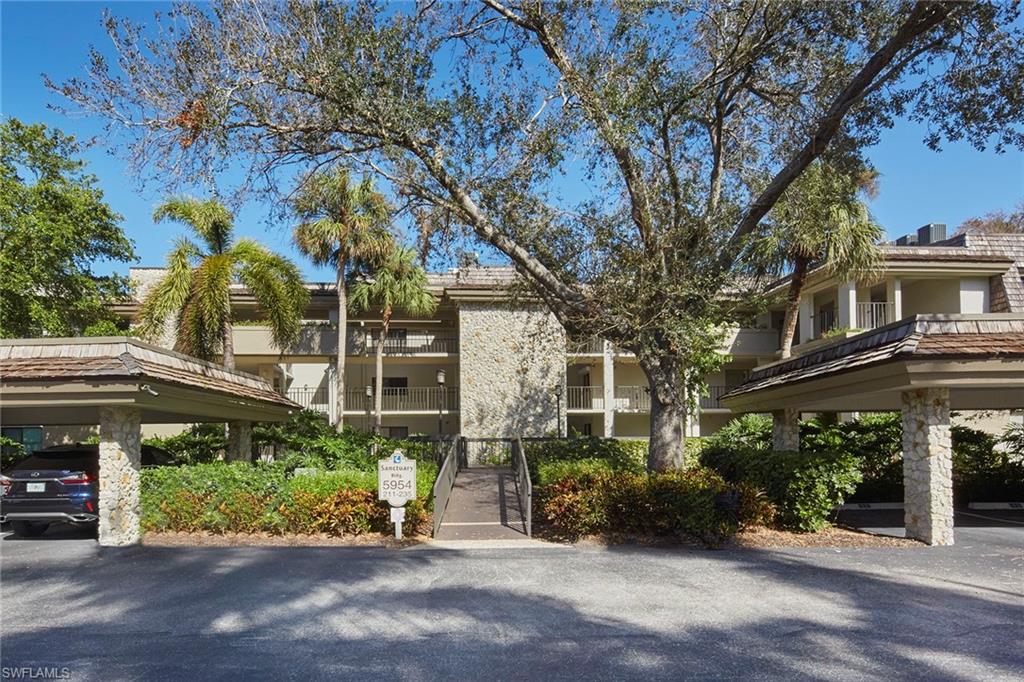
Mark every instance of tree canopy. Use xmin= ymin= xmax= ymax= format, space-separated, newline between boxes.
xmin=53 ymin=1 xmax=1024 ymax=469
xmin=0 ymin=118 xmax=135 ymax=338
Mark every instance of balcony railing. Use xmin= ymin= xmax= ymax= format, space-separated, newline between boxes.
xmin=614 ymin=385 xmax=650 ymax=411
xmin=345 ymin=386 xmax=460 ymax=412
xmin=567 ymin=337 xmax=604 ymax=355
xmin=699 ymin=385 xmax=729 ymax=410
xmin=287 ymin=386 xmax=331 ymax=413
xmin=567 ymin=385 xmax=604 ymax=411
xmin=352 ymin=330 xmax=459 ymax=355
xmin=856 ymin=301 xmax=896 ymax=330
xmin=816 ymin=309 xmax=837 ymax=336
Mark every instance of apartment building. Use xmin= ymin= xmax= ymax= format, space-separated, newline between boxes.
xmin=120 ymin=227 xmax=1022 ymax=440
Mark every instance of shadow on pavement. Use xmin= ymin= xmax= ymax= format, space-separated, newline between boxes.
xmin=1 ymin=530 xmax=1021 ymax=679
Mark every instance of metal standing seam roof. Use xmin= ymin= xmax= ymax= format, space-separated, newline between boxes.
xmin=723 ymin=315 xmax=1024 ymax=399
xmin=0 ymin=338 xmax=300 ymax=409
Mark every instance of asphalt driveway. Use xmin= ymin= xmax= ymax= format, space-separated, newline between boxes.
xmin=1 ymin=516 xmax=1021 ymax=681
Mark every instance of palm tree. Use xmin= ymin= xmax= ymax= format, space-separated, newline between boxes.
xmin=768 ymin=162 xmax=883 ymax=359
xmin=138 ymin=197 xmax=308 ymax=369
xmin=349 ymin=246 xmax=437 ymax=435
xmin=292 ymin=168 xmax=394 ymax=431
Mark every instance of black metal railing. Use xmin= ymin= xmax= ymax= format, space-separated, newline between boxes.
xmin=511 ymin=436 xmax=532 ymax=537
xmin=351 ymin=330 xmax=459 ymax=355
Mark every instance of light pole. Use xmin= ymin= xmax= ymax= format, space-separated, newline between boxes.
xmin=364 ymin=384 xmax=372 ymax=433
xmin=555 ymin=388 xmax=562 ymax=438
xmin=436 ymin=368 xmax=446 ymax=438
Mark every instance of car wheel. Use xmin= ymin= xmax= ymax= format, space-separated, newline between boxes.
xmin=10 ymin=521 xmax=49 ymax=538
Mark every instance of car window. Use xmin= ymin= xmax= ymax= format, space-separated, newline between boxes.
xmin=11 ymin=452 xmax=97 ymax=471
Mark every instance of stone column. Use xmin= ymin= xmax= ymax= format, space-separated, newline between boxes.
xmin=901 ymin=388 xmax=954 ymax=546
xmin=602 ymin=340 xmax=615 ymax=438
xmin=226 ymin=421 xmax=253 ymax=462
xmin=98 ymin=406 xmax=142 ymax=547
xmin=772 ymin=409 xmax=800 ymax=451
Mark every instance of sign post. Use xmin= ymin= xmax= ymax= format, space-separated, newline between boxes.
xmin=378 ymin=449 xmax=416 ymax=539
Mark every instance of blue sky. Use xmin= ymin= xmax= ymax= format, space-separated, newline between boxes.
xmin=3 ymin=1 xmax=1022 ymax=280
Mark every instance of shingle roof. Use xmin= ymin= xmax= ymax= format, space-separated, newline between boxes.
xmin=0 ymin=338 xmax=299 ymax=408
xmin=724 ymin=315 xmax=1024 ymax=399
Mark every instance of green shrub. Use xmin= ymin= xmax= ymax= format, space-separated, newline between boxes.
xmin=701 ymin=446 xmax=861 ymax=532
xmin=535 ymin=460 xmax=738 ymax=545
xmin=144 ymin=424 xmax=228 ymax=465
xmin=525 ymin=437 xmax=647 ymax=474
xmin=535 ymin=458 xmax=616 ymax=486
xmin=0 ymin=436 xmax=25 ymax=470
xmin=140 ymin=461 xmax=434 ymax=536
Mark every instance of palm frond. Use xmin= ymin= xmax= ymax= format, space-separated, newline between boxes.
xmin=136 ymin=238 xmax=199 ymax=342
xmin=153 ymin=196 xmax=234 ymax=255
xmin=348 ymin=246 xmax=437 ymax=318
xmin=183 ymin=253 xmax=234 ymax=360
xmin=233 ymin=239 xmax=309 ymax=352
xmin=292 ymin=219 xmax=341 ymax=266
xmin=291 ymin=167 xmax=394 ymax=273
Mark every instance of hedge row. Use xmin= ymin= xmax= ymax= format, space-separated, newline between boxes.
xmin=535 ymin=462 xmax=752 ymax=545
xmin=524 ymin=436 xmax=706 ymax=476
xmin=703 ymin=413 xmax=1024 ymax=505
xmin=140 ymin=462 xmax=436 ymax=535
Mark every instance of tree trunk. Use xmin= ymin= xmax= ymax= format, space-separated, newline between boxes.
xmin=221 ymin=316 xmax=235 ymax=371
xmin=374 ymin=305 xmax=391 ymax=435
xmin=334 ymin=257 xmax=347 ymax=432
xmin=638 ymin=352 xmax=687 ymax=471
xmin=779 ymin=255 xmax=810 ymax=360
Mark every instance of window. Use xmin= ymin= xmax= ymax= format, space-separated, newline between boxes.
xmin=385 ymin=426 xmax=409 ymax=439
xmin=2 ymin=426 xmax=44 ymax=454
xmin=581 ymin=423 xmax=592 ymax=436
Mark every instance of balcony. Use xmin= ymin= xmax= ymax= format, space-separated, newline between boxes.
xmin=567 ymin=337 xmax=604 ymax=355
xmin=699 ymin=385 xmax=729 ymax=411
xmin=567 ymin=385 xmax=604 ymax=411
xmin=344 ymin=386 xmax=460 ymax=413
xmin=614 ymin=385 xmax=649 ymax=411
xmin=233 ymin=323 xmax=458 ymax=357
xmin=356 ymin=330 xmax=458 ymax=355
xmin=287 ymin=385 xmax=460 ymax=414
xmin=856 ymin=301 xmax=896 ymax=330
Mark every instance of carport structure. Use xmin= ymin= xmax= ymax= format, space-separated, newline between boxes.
xmin=722 ymin=314 xmax=1024 ymax=546
xmin=0 ymin=337 xmax=298 ymax=546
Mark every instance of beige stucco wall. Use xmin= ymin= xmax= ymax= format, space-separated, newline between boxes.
xmin=902 ymin=278 xmax=961 ymax=316
xmin=458 ymin=301 xmax=566 ymax=438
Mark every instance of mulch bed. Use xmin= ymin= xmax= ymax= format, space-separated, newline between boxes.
xmin=143 ymin=525 xmax=919 ymax=549
xmin=142 ymin=531 xmax=429 ymax=548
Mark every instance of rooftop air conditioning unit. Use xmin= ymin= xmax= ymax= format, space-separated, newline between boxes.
xmin=917 ymin=223 xmax=947 ymax=245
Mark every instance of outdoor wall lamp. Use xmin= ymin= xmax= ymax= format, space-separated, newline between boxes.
xmin=436 ymin=369 xmax=446 ymax=437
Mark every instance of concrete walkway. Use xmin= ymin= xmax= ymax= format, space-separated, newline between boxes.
xmin=434 ymin=468 xmax=528 ymax=540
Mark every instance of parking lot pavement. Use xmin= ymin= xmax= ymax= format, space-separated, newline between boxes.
xmin=1 ymin=519 xmax=1021 ymax=681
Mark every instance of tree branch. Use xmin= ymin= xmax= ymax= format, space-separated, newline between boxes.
xmin=721 ymin=1 xmax=959 ymax=268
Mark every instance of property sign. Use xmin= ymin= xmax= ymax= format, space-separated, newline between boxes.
xmin=378 ymin=450 xmax=416 ymax=507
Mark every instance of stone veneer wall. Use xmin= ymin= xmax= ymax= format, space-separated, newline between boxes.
xmin=458 ymin=302 xmax=566 ymax=438
xmin=98 ymin=406 xmax=142 ymax=546
xmin=129 ymin=267 xmax=176 ymax=348
xmin=901 ymin=388 xmax=954 ymax=546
